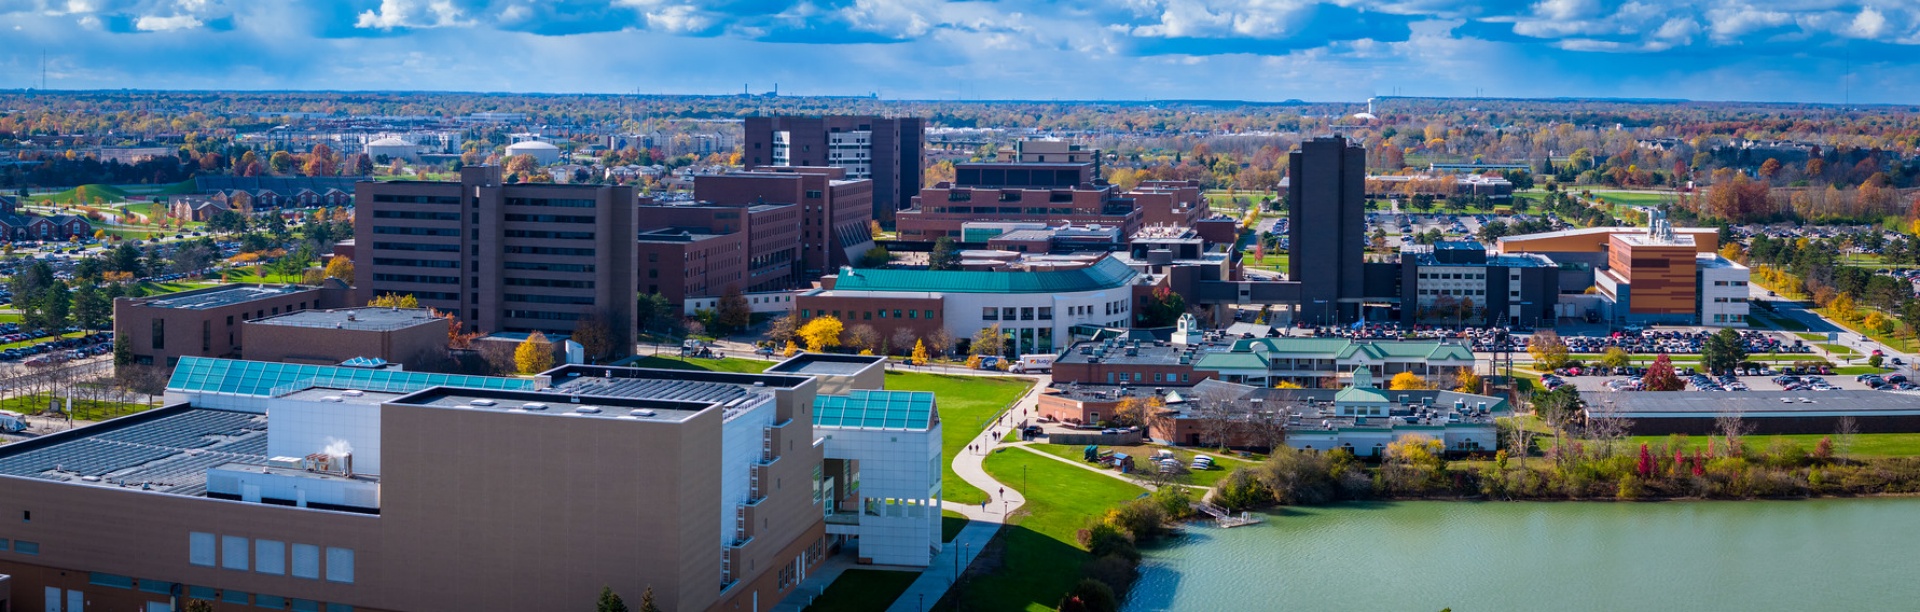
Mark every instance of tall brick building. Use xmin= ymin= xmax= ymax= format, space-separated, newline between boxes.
xmin=742 ymin=116 xmax=923 ymax=226
xmin=353 ymin=166 xmax=636 ymax=348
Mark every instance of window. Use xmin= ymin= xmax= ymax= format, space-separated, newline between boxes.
xmin=292 ymin=544 xmax=321 ymax=579
xmin=326 ymin=547 xmax=355 ymax=583
xmin=152 ymin=319 xmax=164 ymax=350
xmin=982 ymin=308 xmax=997 ymax=321
xmin=15 ymin=540 xmax=38 ymax=555
xmin=906 ymin=310 xmax=916 ymax=319
xmin=190 ymin=532 xmax=217 ymax=566
xmin=90 ymin=573 xmax=133 ymax=588
xmin=224 ymin=590 xmax=251 ymax=605
xmin=223 ymin=535 xmax=249 ymax=570
xmin=1021 ymin=307 xmax=1034 ymax=321
xmin=256 ymin=540 xmax=286 ymax=575
xmin=879 ymin=310 xmax=888 ymax=319
xmin=257 ymin=594 xmax=288 ymax=609
xmin=925 ymin=310 xmax=936 ymax=319
xmin=1002 ymin=307 xmax=1016 ymax=320
xmin=1038 ymin=307 xmax=1052 ymax=320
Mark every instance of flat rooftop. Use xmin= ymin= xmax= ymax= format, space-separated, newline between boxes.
xmin=0 ymin=406 xmax=268 ymax=497
xmin=249 ymin=307 xmax=445 ymax=331
xmin=392 ymin=387 xmax=716 ymax=423
xmin=765 ymin=354 xmax=885 ymax=377
xmin=136 ymin=284 xmax=310 ymax=310
xmin=1056 ymin=338 xmax=1226 ymax=367
xmin=1602 ymin=391 xmax=1920 ymax=417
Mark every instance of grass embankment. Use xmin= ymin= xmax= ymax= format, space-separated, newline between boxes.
xmin=1746 ymin=309 xmax=1809 ymax=331
xmin=1819 ymin=307 xmax=1920 ymax=354
xmin=1023 ymin=442 xmax=1255 ymax=487
xmin=0 ymin=331 xmax=89 ymax=351
xmin=1622 ymin=433 xmax=1920 ymax=459
xmin=802 ymin=569 xmax=920 ymax=612
xmin=885 ymin=371 xmax=1032 ymax=505
xmin=32 ymin=184 xmax=131 ymax=205
xmin=138 ymin=280 xmax=221 ymax=295
xmin=939 ymin=448 xmax=1147 ymax=612
xmin=623 ymin=355 xmax=779 ymax=373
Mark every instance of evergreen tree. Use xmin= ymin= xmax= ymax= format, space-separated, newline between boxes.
xmin=72 ymin=283 xmax=110 ymax=330
xmin=638 ymin=587 xmax=661 ymax=612
xmin=928 ymin=237 xmax=960 ymax=271
xmin=596 ymin=586 xmax=630 ymax=612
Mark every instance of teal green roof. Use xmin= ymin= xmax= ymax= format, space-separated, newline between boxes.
xmin=830 ymin=257 xmax=1137 ymax=294
xmin=1194 ymin=353 xmax=1267 ymax=370
xmin=1334 ymin=386 xmax=1389 ymax=403
xmin=167 ymin=356 xmax=534 ymax=397
xmin=813 ymin=390 xmax=938 ymax=430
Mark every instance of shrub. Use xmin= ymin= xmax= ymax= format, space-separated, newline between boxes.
xmin=1105 ymin=499 xmax=1169 ymax=542
xmin=1080 ymin=521 xmax=1139 ymax=562
xmin=1081 ymin=553 xmax=1140 ymax=598
xmin=1057 ymin=579 xmax=1119 ymax=612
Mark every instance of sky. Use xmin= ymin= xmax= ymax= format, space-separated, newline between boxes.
xmin=2 ymin=0 xmax=1920 ymax=104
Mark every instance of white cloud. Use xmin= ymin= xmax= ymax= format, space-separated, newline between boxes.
xmin=355 ymin=0 xmax=469 ymax=30
xmin=134 ymin=13 xmax=200 ymax=30
xmin=1705 ymin=6 xmax=1793 ymax=42
xmin=642 ymin=4 xmax=710 ymax=33
xmin=1849 ymin=7 xmax=1887 ymax=38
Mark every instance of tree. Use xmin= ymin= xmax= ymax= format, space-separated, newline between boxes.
xmin=911 ymin=339 xmax=929 ymax=365
xmin=1758 ymin=158 xmax=1782 ymax=179
xmin=109 ymin=242 xmax=143 ymax=276
xmin=798 ymin=316 xmax=844 ymax=352
xmin=636 ymin=293 xmax=673 ymax=336
xmin=113 ymin=336 xmax=133 ymax=366
xmin=304 ymin=143 xmax=339 ymax=177
xmin=596 ymin=586 xmax=630 ymax=612
xmin=845 ymin=323 xmax=881 ymax=353
xmin=1388 ymin=371 xmax=1433 ymax=391
xmin=858 ymin=246 xmax=891 ymax=268
xmin=928 ymin=236 xmax=960 ymax=271
xmin=572 ymin=313 xmax=615 ymax=363
xmin=1532 ymin=385 xmax=1585 ymax=447
xmin=1641 ymin=353 xmax=1685 ymax=391
xmin=72 ymin=283 xmax=109 ymax=330
xmin=514 ymin=331 xmax=554 ymax=374
xmin=925 ymin=327 xmax=954 ymax=358
xmin=37 ymin=281 xmax=71 ymax=332
xmin=1599 ymin=347 xmax=1631 ymax=369
xmin=1141 ymin=286 xmax=1187 ymax=327
xmin=637 ymin=586 xmax=661 ymax=612
xmin=1454 ymin=368 xmax=1482 ymax=393
xmin=970 ymin=324 xmax=1007 ymax=357
xmin=323 ymin=256 xmax=354 ymax=284
xmin=185 ymin=600 xmax=214 ymax=612
xmin=1057 ymin=579 xmax=1119 ymax=612
xmin=368 ymin=293 xmax=420 ymax=308
xmin=269 ymin=151 xmax=294 ymax=174
xmin=1700 ymin=328 xmax=1747 ymax=374
xmin=505 ymin=154 xmax=541 ymax=177
xmin=1527 ymin=329 xmax=1571 ymax=370
xmin=889 ymin=327 xmax=916 ymax=356
xmin=715 ymin=286 xmax=751 ymax=333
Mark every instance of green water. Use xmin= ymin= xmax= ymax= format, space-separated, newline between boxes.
xmin=1127 ymin=498 xmax=1920 ymax=611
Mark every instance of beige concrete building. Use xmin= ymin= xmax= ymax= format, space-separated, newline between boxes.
xmin=0 ymin=353 xmax=942 ymax=612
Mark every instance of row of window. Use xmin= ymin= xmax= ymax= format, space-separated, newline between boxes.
xmin=1418 ymin=289 xmax=1486 ymax=296
xmin=504 ymin=261 xmax=595 ymax=273
xmin=372 ymin=241 xmax=459 ymax=253
xmin=1419 ymin=272 xmax=1487 ymax=280
xmin=372 ymin=226 xmax=458 ymax=236
xmin=372 ymin=194 xmax=459 ymax=204
xmin=503 ymin=229 xmax=594 ymax=240
xmin=803 ymin=308 xmax=938 ymax=321
xmin=503 ymin=277 xmax=594 ymax=289
xmin=505 ymin=197 xmax=596 ymax=208
xmin=188 ymin=532 xmax=353 ymax=583
xmin=982 ymin=307 xmax=1052 ymax=321
xmin=1711 ymin=280 xmax=1751 ymax=287
xmin=506 ymin=294 xmax=596 ymax=305
xmin=505 ymin=245 xmax=595 ymax=256
xmin=371 ymin=273 xmax=458 ymax=284
xmin=372 ymin=258 xmax=458 ymax=269
xmin=504 ymin=310 xmax=581 ymax=321
xmin=503 ymin=214 xmax=595 ymax=224
xmin=0 ymin=537 xmax=40 ymax=555
xmin=371 ymin=210 xmax=461 ymax=221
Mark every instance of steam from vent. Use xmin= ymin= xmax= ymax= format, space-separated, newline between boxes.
xmin=324 ymin=438 xmax=354 ymax=457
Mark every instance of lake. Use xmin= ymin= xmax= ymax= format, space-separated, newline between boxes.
xmin=1126 ymin=498 xmax=1920 ymax=611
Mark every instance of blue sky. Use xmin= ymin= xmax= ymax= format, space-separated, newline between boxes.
xmin=2 ymin=0 xmax=1919 ymax=103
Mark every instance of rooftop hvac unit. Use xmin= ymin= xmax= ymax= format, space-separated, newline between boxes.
xmin=575 ymin=406 xmax=603 ymax=414
xmin=522 ymin=402 xmax=549 ymax=411
xmin=342 ymin=390 xmax=364 ymax=397
xmin=468 ymin=399 xmax=497 ymax=407
xmin=631 ymin=409 xmax=657 ymax=417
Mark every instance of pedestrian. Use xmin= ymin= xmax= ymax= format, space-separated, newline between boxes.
xmin=982 ymin=499 xmax=988 ymax=512
xmin=999 ymin=487 xmax=1005 ymax=498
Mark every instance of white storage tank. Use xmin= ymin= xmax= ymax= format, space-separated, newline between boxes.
xmin=504 ymin=140 xmax=561 ymax=165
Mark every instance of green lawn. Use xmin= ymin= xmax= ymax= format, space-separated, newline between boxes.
xmin=803 ymin=569 xmax=920 ymax=612
xmin=1627 ymin=433 xmax=1920 ymax=458
xmin=885 ymin=371 xmax=1032 ymax=505
xmin=625 ymin=355 xmax=775 ymax=373
xmin=137 ymin=280 xmax=221 ymax=295
xmin=0 ymin=395 xmax=155 ymax=422
xmin=1818 ymin=343 xmax=1860 ymax=358
xmin=1022 ymin=442 xmax=1250 ymax=487
xmin=943 ymin=448 xmax=1147 ymax=612
xmin=1244 ymin=253 xmax=1290 ymax=273
xmin=1586 ymin=191 xmax=1678 ymax=206
xmin=942 ymin=509 xmax=970 ymax=543
xmin=1833 ymin=366 xmax=1894 ymax=376
xmin=30 ymin=184 xmax=131 ymax=205
xmin=1746 ymin=309 xmax=1809 ymax=331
